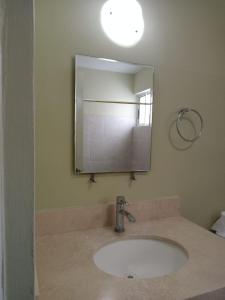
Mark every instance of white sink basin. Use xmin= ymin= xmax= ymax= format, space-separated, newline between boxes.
xmin=93 ymin=237 xmax=188 ymax=279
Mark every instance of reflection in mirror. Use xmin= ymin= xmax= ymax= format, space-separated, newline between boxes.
xmin=75 ymin=55 xmax=154 ymax=174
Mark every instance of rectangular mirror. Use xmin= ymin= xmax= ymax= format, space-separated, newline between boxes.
xmin=74 ymin=55 xmax=154 ymax=174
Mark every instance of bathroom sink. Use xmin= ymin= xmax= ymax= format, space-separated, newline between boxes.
xmin=93 ymin=237 xmax=188 ymax=279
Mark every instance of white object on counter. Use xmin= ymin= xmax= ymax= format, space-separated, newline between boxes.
xmin=212 ymin=211 xmax=225 ymax=238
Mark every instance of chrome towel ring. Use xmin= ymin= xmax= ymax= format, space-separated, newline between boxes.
xmin=176 ymin=108 xmax=204 ymax=142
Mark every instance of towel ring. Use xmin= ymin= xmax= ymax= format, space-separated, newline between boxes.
xmin=176 ymin=108 xmax=204 ymax=142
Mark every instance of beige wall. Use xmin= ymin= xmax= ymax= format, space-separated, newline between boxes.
xmin=79 ymin=67 xmax=136 ymax=102
xmin=78 ymin=67 xmax=137 ymax=117
xmin=134 ymin=68 xmax=153 ymax=94
xmin=35 ymin=0 xmax=225 ymax=228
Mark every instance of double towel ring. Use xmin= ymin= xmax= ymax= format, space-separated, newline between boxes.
xmin=176 ymin=108 xmax=204 ymax=142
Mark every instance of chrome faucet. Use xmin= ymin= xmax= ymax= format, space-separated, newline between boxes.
xmin=114 ymin=196 xmax=136 ymax=233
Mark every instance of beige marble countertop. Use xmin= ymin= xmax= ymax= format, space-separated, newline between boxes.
xmin=36 ymin=216 xmax=225 ymax=300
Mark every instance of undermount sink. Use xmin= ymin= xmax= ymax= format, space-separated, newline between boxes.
xmin=93 ymin=237 xmax=188 ymax=279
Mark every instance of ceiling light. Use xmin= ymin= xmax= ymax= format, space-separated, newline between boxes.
xmin=100 ymin=0 xmax=144 ymax=47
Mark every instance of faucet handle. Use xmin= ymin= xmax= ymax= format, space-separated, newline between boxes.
xmin=116 ymin=196 xmax=126 ymax=205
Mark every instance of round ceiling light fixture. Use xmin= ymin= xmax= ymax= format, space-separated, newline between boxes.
xmin=100 ymin=0 xmax=144 ymax=47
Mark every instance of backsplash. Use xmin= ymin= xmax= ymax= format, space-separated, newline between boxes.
xmin=36 ymin=196 xmax=180 ymax=236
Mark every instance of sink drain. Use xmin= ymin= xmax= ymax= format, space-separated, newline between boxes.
xmin=127 ymin=274 xmax=134 ymax=279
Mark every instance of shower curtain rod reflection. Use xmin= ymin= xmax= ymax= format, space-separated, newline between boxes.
xmin=83 ymin=99 xmax=153 ymax=105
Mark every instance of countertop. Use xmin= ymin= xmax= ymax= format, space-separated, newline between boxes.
xmin=36 ymin=216 xmax=225 ymax=300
